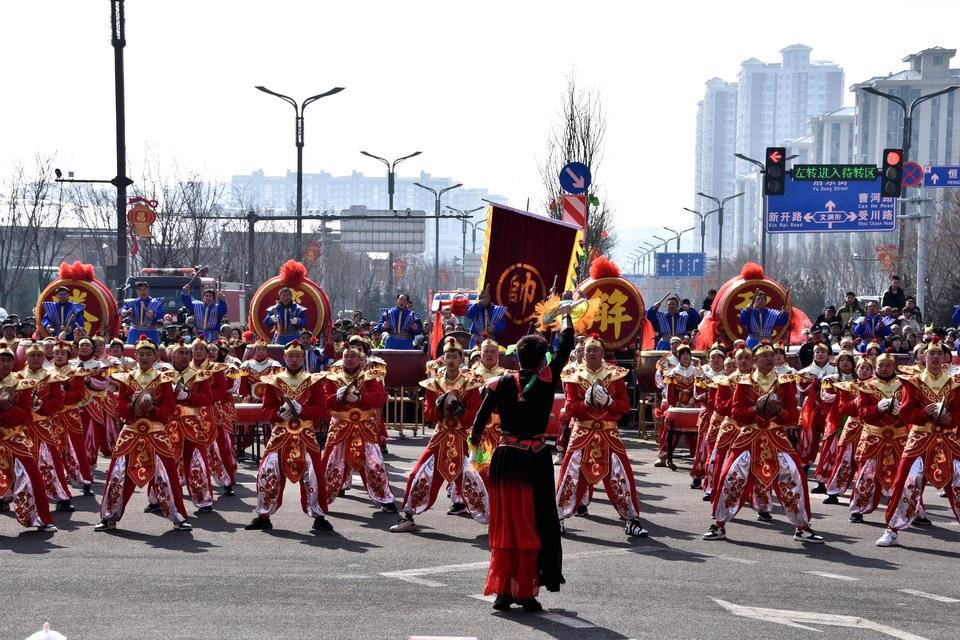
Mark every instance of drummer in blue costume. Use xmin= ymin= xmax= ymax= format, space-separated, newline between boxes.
xmin=264 ymin=287 xmax=308 ymax=345
xmin=41 ymin=285 xmax=86 ymax=338
xmin=375 ymin=293 xmax=422 ymax=350
xmin=738 ymin=290 xmax=791 ymax=349
xmin=466 ymin=287 xmax=507 ymax=348
xmin=180 ymin=284 xmax=228 ymax=341
xmin=119 ymin=281 xmax=164 ymax=344
xmin=645 ymin=293 xmax=700 ymax=350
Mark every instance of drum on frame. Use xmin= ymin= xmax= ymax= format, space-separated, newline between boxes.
xmin=664 ymin=406 xmax=702 ymax=470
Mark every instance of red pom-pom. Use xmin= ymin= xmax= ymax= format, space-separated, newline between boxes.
xmin=291 ymin=339 xmax=301 ymax=347
xmin=740 ymin=262 xmax=765 ymax=281
xmin=589 ymin=255 xmax=621 ymax=279
xmin=590 ymin=333 xmax=600 ymax=339
xmin=58 ymin=261 xmax=95 ymax=282
xmin=762 ymin=339 xmax=772 ymax=346
xmin=311 ymin=337 xmax=318 ymax=344
xmin=482 ymin=332 xmax=489 ymax=339
xmin=886 ymin=347 xmax=894 ymax=353
xmin=278 ymin=260 xmax=308 ymax=288
xmin=94 ymin=330 xmax=102 ymax=337
xmin=178 ymin=338 xmax=185 ymax=345
xmin=242 ymin=330 xmax=254 ymax=342
xmin=931 ymin=336 xmax=940 ymax=344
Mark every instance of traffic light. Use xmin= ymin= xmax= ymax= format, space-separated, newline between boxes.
xmin=763 ymin=147 xmax=786 ymax=196
xmin=881 ymin=148 xmax=904 ymax=197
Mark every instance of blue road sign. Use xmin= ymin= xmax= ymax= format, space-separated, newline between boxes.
xmin=766 ymin=176 xmax=897 ymax=234
xmin=655 ymin=252 xmax=706 ymax=277
xmin=559 ymin=162 xmax=592 ymax=195
xmin=923 ymin=165 xmax=960 ymax=188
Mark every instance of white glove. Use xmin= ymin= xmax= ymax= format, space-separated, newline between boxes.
xmin=336 ymin=387 xmax=349 ymax=403
xmin=877 ymin=398 xmax=891 ymax=413
xmin=290 ymin=317 xmax=300 ymax=326
xmin=891 ymin=399 xmax=901 ymax=416
xmin=32 ymin=397 xmax=43 ymax=411
xmin=176 ymin=389 xmax=190 ymax=401
xmin=593 ymin=386 xmax=610 ymax=407
xmin=345 ymin=390 xmax=359 ymax=403
xmin=270 ymin=314 xmax=279 ymax=324
xmin=289 ymin=399 xmax=302 ymax=415
xmin=279 ymin=407 xmax=293 ymax=421
xmin=820 ymin=390 xmax=837 ymax=404
xmin=89 ymin=376 xmax=110 ymax=391
xmin=228 ymin=378 xmax=241 ymax=394
xmin=584 ymin=385 xmax=594 ymax=407
xmin=557 ymin=300 xmax=574 ymax=315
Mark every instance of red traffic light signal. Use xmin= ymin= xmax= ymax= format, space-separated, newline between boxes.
xmin=764 ymin=147 xmax=786 ymax=196
xmin=881 ymin=148 xmax=904 ymax=197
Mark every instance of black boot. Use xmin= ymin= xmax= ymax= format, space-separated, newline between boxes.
xmin=312 ymin=516 xmax=333 ymax=531
xmin=244 ymin=516 xmax=273 ymax=530
xmin=492 ymin=594 xmax=514 ymax=611
xmin=82 ymin=484 xmax=95 ymax=496
xmin=223 ymin=484 xmax=235 ymax=497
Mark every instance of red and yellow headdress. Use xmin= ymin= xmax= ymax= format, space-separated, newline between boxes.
xmin=25 ymin=338 xmax=45 ymax=354
xmin=442 ymin=336 xmax=464 ymax=354
xmin=753 ymin=339 xmax=775 ymax=357
xmin=170 ymin=338 xmax=191 ymax=354
xmin=134 ymin=337 xmax=157 ymax=353
xmin=584 ymin=333 xmax=605 ymax=351
xmin=284 ymin=339 xmax=304 ymax=354
xmin=876 ymin=347 xmax=897 ymax=365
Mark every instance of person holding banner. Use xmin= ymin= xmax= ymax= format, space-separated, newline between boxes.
xmin=181 ymin=285 xmax=228 ymax=341
xmin=467 ymin=287 xmax=507 ymax=348
xmin=264 ymin=287 xmax=308 ymax=346
xmin=41 ymin=286 xmax=86 ymax=338
xmin=119 ymin=282 xmax=164 ymax=345
xmin=646 ymin=294 xmax=700 ymax=350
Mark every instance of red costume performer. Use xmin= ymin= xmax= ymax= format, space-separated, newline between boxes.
xmin=390 ymin=337 xmax=485 ymax=532
xmin=245 ymin=339 xmax=333 ymax=532
xmin=320 ymin=341 xmax=395 ymax=511
xmin=823 ymin=356 xmax=874 ymax=504
xmin=813 ymin=350 xmax=857 ymax=487
xmin=0 ymin=341 xmax=57 ymax=531
xmin=52 ymin=341 xmax=95 ymax=495
xmin=705 ymin=341 xmax=824 ymax=543
xmin=73 ymin=336 xmax=116 ymax=479
xmin=851 ymin=353 xmax=907 ymax=522
xmin=877 ymin=338 xmax=960 ymax=547
xmin=556 ymin=333 xmax=647 ymax=537
xmin=96 ymin=338 xmax=192 ymax=531
xmin=691 ymin=345 xmax=726 ymax=487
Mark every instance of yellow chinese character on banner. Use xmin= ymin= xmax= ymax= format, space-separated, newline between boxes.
xmin=592 ymin=288 xmax=633 ymax=339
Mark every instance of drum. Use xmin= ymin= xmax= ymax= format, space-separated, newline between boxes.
xmin=664 ymin=406 xmax=702 ymax=469
xmin=241 ymin=344 xmax=286 ymax=363
xmin=637 ymin=350 xmax=669 ymax=393
xmin=375 ymin=349 xmax=428 ymax=387
xmin=548 ymin=392 xmax=564 ymax=438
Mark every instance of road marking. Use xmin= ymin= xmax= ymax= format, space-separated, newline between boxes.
xmin=714 ymin=598 xmax=929 ymax=639
xmin=383 ymin=546 xmax=754 ymax=587
xmin=468 ymin=594 xmax=495 ymax=603
xmin=803 ymin=571 xmax=859 ymax=581
xmin=898 ymin=589 xmax=960 ymax=603
xmin=697 ymin=553 xmax=758 ymax=564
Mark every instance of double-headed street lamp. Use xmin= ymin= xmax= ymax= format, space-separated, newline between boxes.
xmin=642 ymin=242 xmax=657 ymax=274
xmin=734 ymin=152 xmax=796 ymax=271
xmin=860 ymin=84 xmax=960 ymax=280
xmin=697 ymin=191 xmax=744 ymax=282
xmin=414 ymin=182 xmax=462 ymax=290
xmin=359 ymin=151 xmax=422 ymax=210
xmin=682 ymin=207 xmax=719 ymax=254
xmin=255 ymin=84 xmax=345 ymax=250
xmin=445 ymin=205 xmax=485 ymax=273
xmin=663 ymin=226 xmax=695 ymax=252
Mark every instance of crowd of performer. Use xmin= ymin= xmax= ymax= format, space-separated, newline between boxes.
xmin=3 ymin=269 xmax=960 ymax=613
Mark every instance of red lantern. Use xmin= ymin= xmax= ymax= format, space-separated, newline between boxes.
xmin=392 ymin=259 xmax=408 ymax=286
xmin=127 ymin=197 xmax=158 ymax=238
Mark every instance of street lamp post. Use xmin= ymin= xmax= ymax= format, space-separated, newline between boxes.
xmin=445 ymin=205 xmax=485 ymax=273
xmin=359 ymin=151 xmax=422 ymax=210
xmin=683 ymin=207 xmax=719 ymax=254
xmin=697 ymin=191 xmax=744 ymax=282
xmin=663 ymin=226 xmax=695 ymax=252
xmin=255 ymin=84 xmax=345 ymax=250
xmin=642 ymin=242 xmax=656 ymax=275
xmin=414 ymin=182 xmax=462 ymax=290
xmin=861 ymin=84 xmax=960 ymax=281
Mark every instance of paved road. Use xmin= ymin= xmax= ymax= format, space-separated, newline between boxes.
xmin=2 ymin=430 xmax=959 ymax=639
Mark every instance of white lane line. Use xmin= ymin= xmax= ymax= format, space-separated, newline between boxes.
xmin=804 ymin=571 xmax=859 ymax=581
xmin=698 ymin=553 xmax=758 ymax=564
xmin=468 ymin=594 xmax=496 ymax=603
xmin=898 ymin=589 xmax=960 ymax=603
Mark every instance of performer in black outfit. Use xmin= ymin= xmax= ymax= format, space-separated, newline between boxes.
xmin=471 ymin=307 xmax=574 ymax=612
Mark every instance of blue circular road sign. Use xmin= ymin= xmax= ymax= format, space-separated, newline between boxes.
xmin=559 ymin=162 xmax=592 ymax=195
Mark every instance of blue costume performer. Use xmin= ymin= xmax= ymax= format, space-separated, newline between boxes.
xmin=738 ymin=291 xmax=790 ymax=349
xmin=853 ymin=302 xmax=892 ymax=350
xmin=119 ymin=282 xmax=164 ymax=344
xmin=375 ymin=293 xmax=423 ymax=350
xmin=180 ymin=287 xmax=228 ymax=341
xmin=466 ymin=289 xmax=507 ymax=348
xmin=41 ymin=286 xmax=85 ymax=336
xmin=645 ymin=294 xmax=700 ymax=350
xmin=264 ymin=287 xmax=308 ymax=346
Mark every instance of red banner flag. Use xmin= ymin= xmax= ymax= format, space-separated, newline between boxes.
xmin=477 ymin=203 xmax=582 ymax=346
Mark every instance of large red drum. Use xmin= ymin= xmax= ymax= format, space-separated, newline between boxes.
xmin=374 ymin=349 xmax=428 ymax=387
xmin=35 ymin=276 xmax=119 ymax=339
xmin=710 ymin=266 xmax=790 ymax=345
xmin=248 ymin=275 xmax=332 ymax=342
xmin=636 ymin=350 xmax=668 ymax=393
xmin=577 ymin=275 xmax=645 ymax=350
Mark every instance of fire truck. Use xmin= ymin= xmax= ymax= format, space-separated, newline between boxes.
xmin=125 ymin=267 xmax=247 ymax=325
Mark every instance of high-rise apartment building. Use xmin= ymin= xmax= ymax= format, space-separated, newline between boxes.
xmin=693 ymin=78 xmax=738 ymax=253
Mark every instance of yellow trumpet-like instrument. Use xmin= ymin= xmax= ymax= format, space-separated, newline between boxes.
xmin=535 ymin=293 xmax=599 ymax=333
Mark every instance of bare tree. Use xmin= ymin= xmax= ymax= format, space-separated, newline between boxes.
xmin=538 ymin=73 xmax=617 ymax=276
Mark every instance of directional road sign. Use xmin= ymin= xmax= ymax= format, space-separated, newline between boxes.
xmin=902 ymin=161 xmax=923 ymax=187
xmin=766 ymin=176 xmax=896 ymax=234
xmin=559 ymin=162 xmax=591 ymax=195
xmin=655 ymin=252 xmax=705 ymax=277
xmin=923 ymin=165 xmax=960 ymax=188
